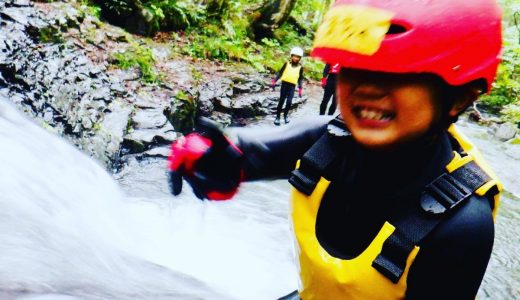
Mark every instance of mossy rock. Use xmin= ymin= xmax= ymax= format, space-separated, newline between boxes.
xmin=165 ymin=90 xmax=197 ymax=134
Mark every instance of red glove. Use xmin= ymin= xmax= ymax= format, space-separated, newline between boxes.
xmin=168 ymin=117 xmax=243 ymax=200
xmin=298 ymin=87 xmax=303 ymax=97
xmin=321 ymin=77 xmax=327 ymax=88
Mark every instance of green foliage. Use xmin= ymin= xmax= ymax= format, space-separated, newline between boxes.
xmin=178 ymin=13 xmax=324 ymax=80
xmin=168 ymin=90 xmax=197 ymax=134
xmin=92 ymin=0 xmax=323 ymax=79
xmin=39 ymin=26 xmax=64 ymax=43
xmin=180 ymin=20 xmax=250 ymax=61
xmin=96 ymin=0 xmax=201 ymax=33
xmin=113 ymin=43 xmax=160 ymax=83
xmin=500 ymin=104 xmax=520 ymax=126
xmin=479 ymin=1 xmax=520 ymax=125
xmin=510 ymin=137 xmax=520 ymax=145
xmin=303 ymin=58 xmax=325 ymax=81
xmin=143 ymin=0 xmax=200 ymax=31
xmin=79 ymin=0 xmax=102 ymax=18
xmin=480 ymin=25 xmax=520 ymax=113
xmin=190 ymin=66 xmax=203 ymax=82
xmin=101 ymin=0 xmax=134 ymax=18
xmin=291 ymin=0 xmax=328 ymax=31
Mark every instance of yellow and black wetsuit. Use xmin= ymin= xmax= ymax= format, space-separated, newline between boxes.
xmin=232 ymin=116 xmax=500 ymax=299
xmin=274 ymin=62 xmax=304 ymax=119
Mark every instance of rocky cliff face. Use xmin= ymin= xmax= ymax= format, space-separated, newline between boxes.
xmin=0 ymin=0 xmax=308 ymax=170
xmin=1 ymin=0 xmax=135 ymax=168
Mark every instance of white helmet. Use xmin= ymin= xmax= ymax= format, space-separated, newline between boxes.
xmin=290 ymin=47 xmax=304 ymax=57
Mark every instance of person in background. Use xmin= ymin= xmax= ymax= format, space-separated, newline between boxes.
xmin=166 ymin=0 xmax=503 ymax=299
xmin=320 ymin=63 xmax=340 ymax=115
xmin=271 ymin=47 xmax=305 ymax=125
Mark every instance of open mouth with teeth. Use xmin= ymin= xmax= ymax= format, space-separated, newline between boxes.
xmin=352 ymin=106 xmax=396 ymax=124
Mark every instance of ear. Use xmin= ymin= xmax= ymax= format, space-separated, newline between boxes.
xmin=448 ymin=86 xmax=481 ymax=118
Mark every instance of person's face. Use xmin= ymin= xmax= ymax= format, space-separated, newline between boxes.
xmin=337 ymin=69 xmax=442 ymax=150
xmin=291 ymin=55 xmax=301 ymax=63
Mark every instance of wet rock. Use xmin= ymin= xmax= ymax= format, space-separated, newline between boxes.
xmin=43 ymin=3 xmax=84 ymax=30
xmin=110 ymin=83 xmax=127 ymax=97
xmin=81 ymin=100 xmax=132 ymax=166
xmin=162 ymin=60 xmax=193 ymax=89
xmin=213 ymin=97 xmax=233 ymax=113
xmin=233 ymin=83 xmax=263 ymax=95
xmin=231 ymin=76 xmax=265 ymax=95
xmin=6 ymin=0 xmax=32 ymax=7
xmin=165 ymin=91 xmax=197 ymax=134
xmin=195 ymin=73 xmax=303 ymax=121
xmin=197 ymin=79 xmax=233 ymax=115
xmin=490 ymin=122 xmax=518 ymax=142
xmin=91 ymin=86 xmax=111 ymax=101
xmin=142 ymin=146 xmax=172 ymax=159
xmin=210 ymin=111 xmax=232 ymax=127
xmin=1 ymin=7 xmax=32 ymax=26
xmin=122 ymin=137 xmax=146 ymax=154
xmin=134 ymin=94 xmax=163 ymax=109
xmin=132 ymin=108 xmax=168 ymax=129
xmin=86 ymin=30 xmax=106 ymax=47
xmin=0 ymin=2 xmax=141 ymax=167
xmin=218 ymin=93 xmax=307 ymax=118
xmin=123 ymin=124 xmax=177 ymax=154
xmin=155 ymin=123 xmax=179 ymax=143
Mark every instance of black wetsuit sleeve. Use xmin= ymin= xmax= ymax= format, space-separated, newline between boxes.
xmin=228 ymin=116 xmax=332 ymax=181
xmin=275 ymin=62 xmax=288 ymax=82
xmin=323 ymin=64 xmax=330 ymax=78
xmin=405 ymin=194 xmax=495 ymax=300
xmin=298 ymin=67 xmax=304 ymax=89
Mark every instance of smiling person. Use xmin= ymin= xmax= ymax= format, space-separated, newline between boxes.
xmin=166 ymin=0 xmax=504 ymax=299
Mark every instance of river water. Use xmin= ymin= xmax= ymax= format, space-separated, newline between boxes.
xmin=0 ymin=92 xmax=518 ymax=299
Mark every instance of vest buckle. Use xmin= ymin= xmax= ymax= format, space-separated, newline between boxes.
xmin=420 ymin=173 xmax=472 ymax=215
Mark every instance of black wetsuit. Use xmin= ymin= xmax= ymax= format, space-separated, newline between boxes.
xmin=320 ymin=64 xmax=337 ymax=115
xmin=232 ymin=116 xmax=495 ymax=299
xmin=275 ymin=62 xmax=304 ymax=119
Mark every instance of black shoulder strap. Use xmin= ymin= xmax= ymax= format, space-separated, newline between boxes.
xmin=289 ymin=116 xmax=350 ymax=195
xmin=372 ymin=159 xmax=497 ymax=283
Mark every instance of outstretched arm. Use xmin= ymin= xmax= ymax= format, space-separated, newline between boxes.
xmin=229 ymin=116 xmax=332 ymax=180
xmin=167 ymin=116 xmax=332 ymax=200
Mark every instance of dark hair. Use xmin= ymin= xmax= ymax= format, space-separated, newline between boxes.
xmin=436 ymin=78 xmax=485 ymax=129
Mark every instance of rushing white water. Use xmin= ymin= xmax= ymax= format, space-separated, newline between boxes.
xmin=1 ymin=94 xmax=518 ymax=299
xmin=0 ymin=99 xmax=250 ymax=300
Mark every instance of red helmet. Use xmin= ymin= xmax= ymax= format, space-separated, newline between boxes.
xmin=311 ymin=0 xmax=502 ymax=92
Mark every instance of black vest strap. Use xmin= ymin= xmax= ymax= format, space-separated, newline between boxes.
xmin=372 ymin=160 xmax=495 ymax=283
xmin=289 ymin=116 xmax=349 ymax=195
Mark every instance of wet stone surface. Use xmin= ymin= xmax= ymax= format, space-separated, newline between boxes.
xmin=0 ymin=1 xmax=308 ymax=171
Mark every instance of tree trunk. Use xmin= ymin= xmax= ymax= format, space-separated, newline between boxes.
xmin=251 ymin=0 xmax=297 ymax=40
xmin=314 ymin=0 xmax=333 ymax=28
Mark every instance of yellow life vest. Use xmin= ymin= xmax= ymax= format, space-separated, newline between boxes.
xmin=290 ymin=124 xmax=501 ymax=300
xmin=280 ymin=62 xmax=302 ymax=85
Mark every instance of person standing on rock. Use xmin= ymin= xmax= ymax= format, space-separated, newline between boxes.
xmin=271 ymin=47 xmax=305 ymax=126
xmin=166 ymin=0 xmax=504 ymax=299
xmin=319 ymin=63 xmax=340 ymax=115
